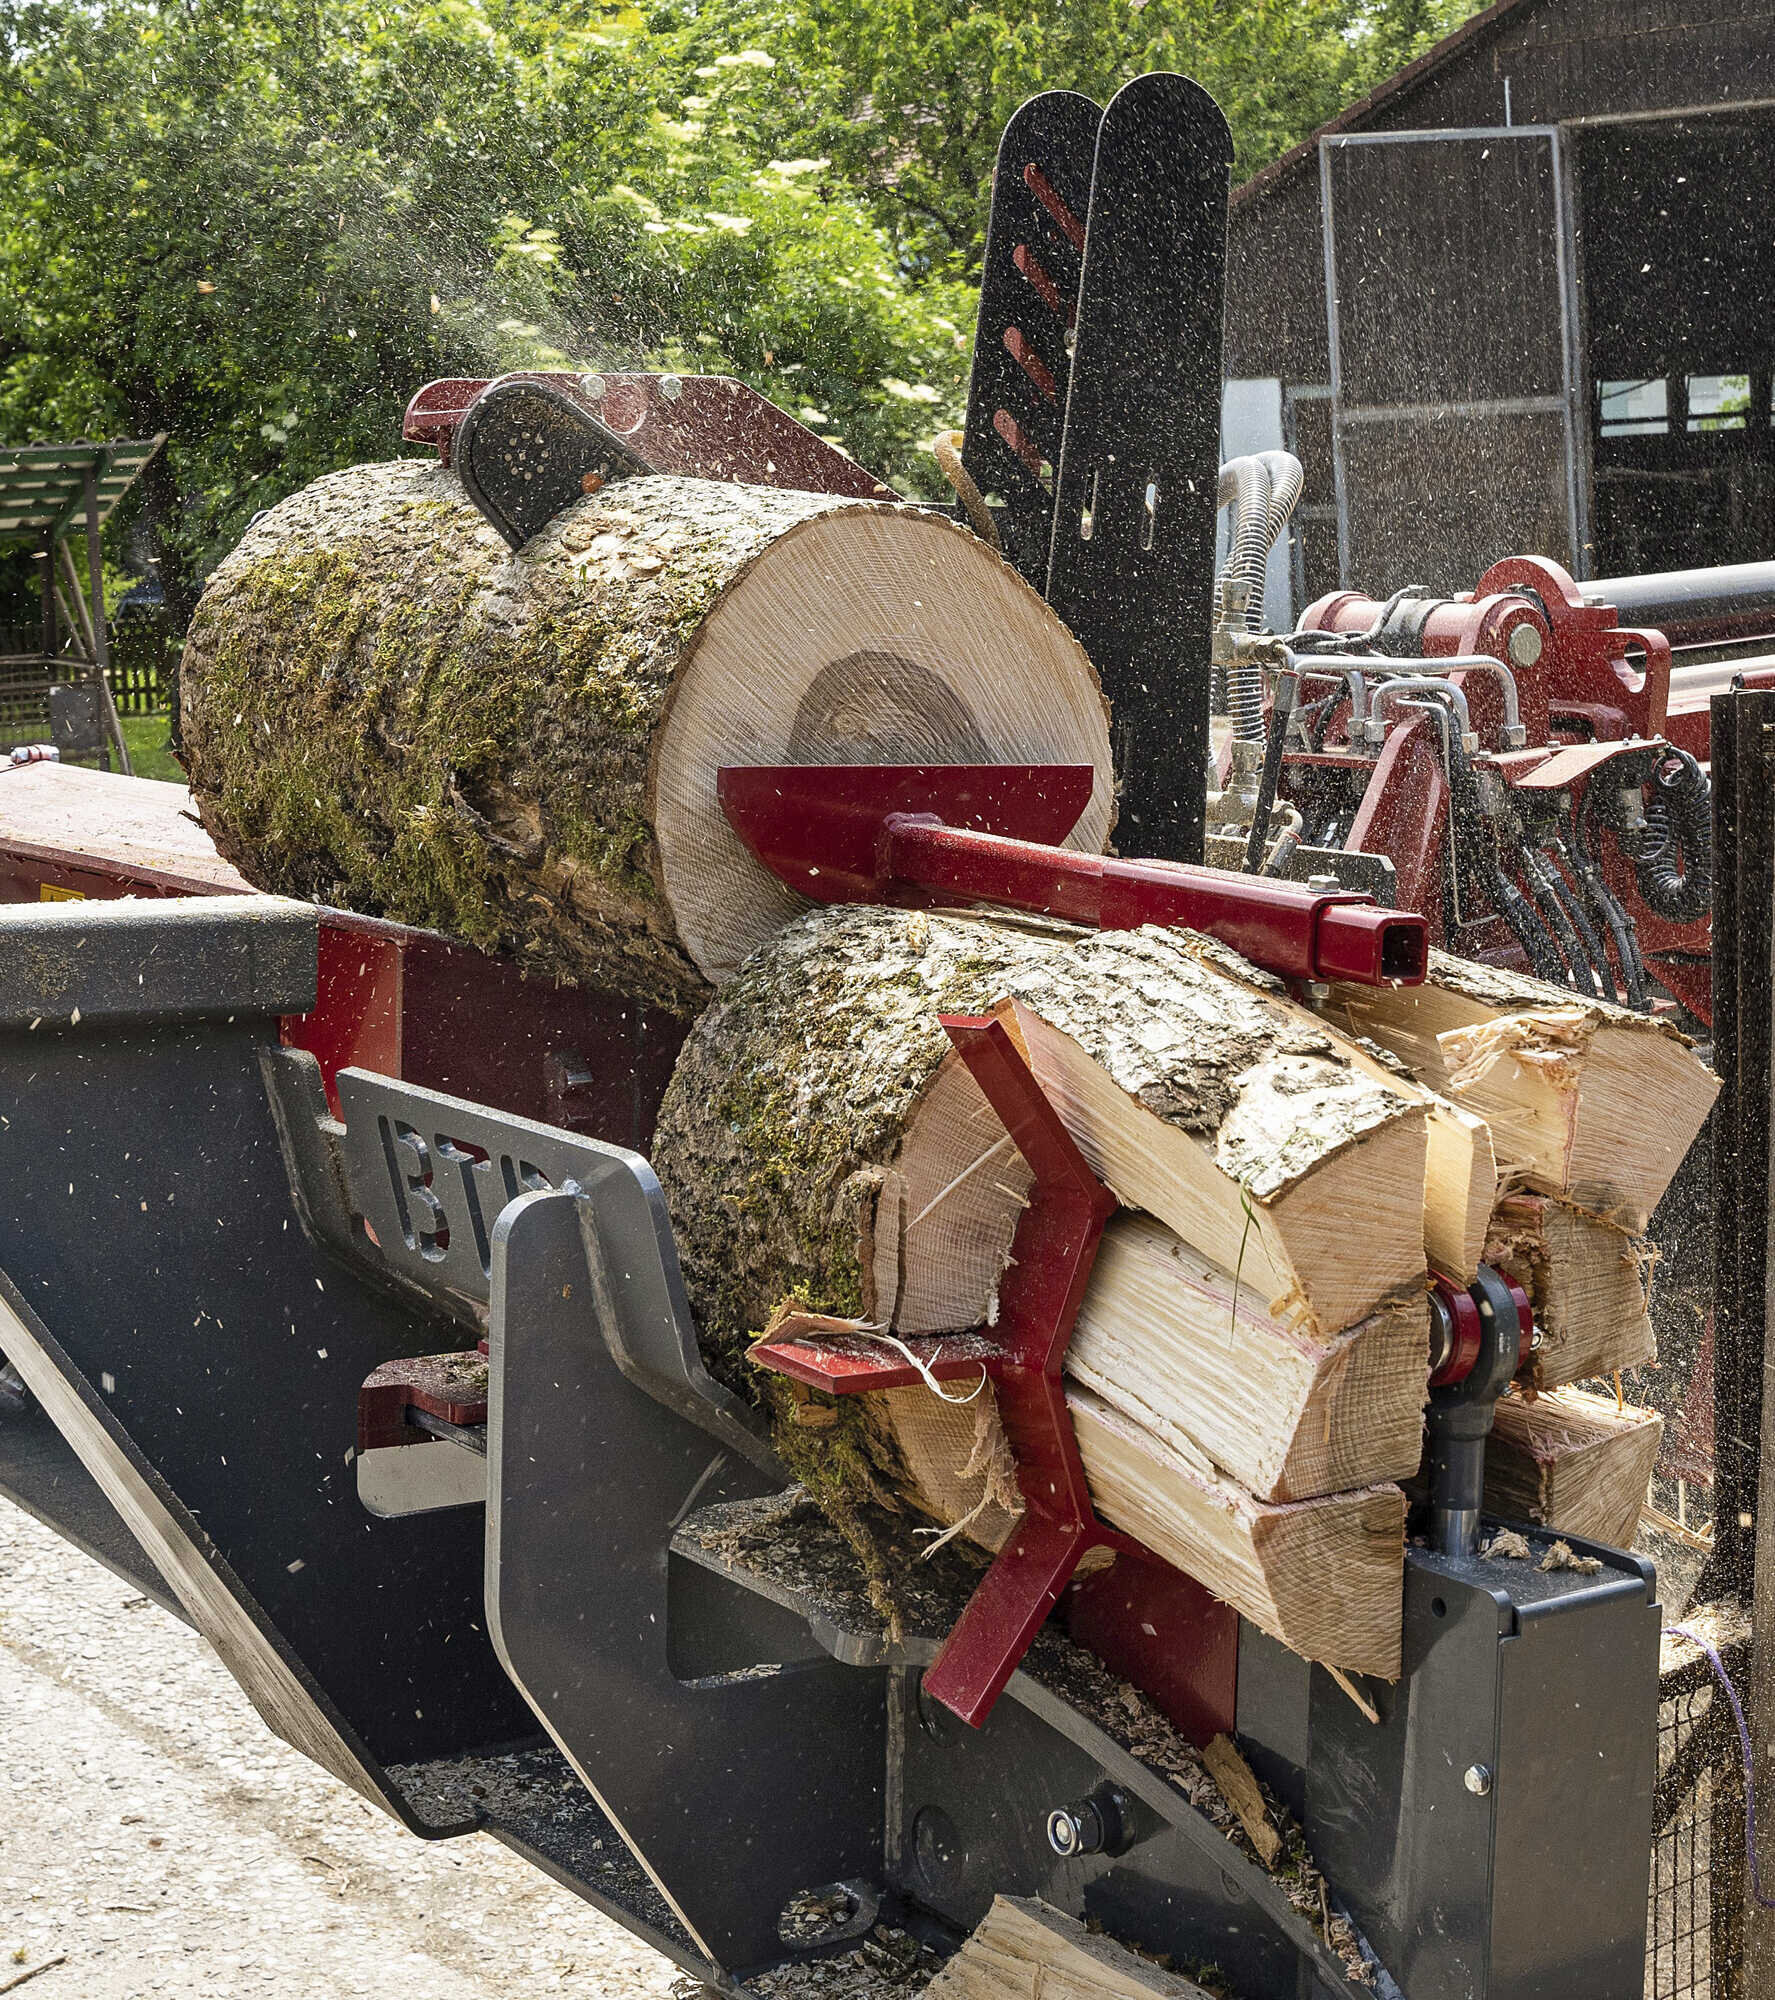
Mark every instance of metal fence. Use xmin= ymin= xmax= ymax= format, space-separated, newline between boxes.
xmin=1652 ymin=1639 xmax=1750 ymax=2000
xmin=0 ymin=616 xmax=171 ymax=735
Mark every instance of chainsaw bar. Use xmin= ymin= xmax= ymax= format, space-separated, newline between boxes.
xmin=455 ymin=376 xmax=654 ymax=550
xmin=1045 ymin=72 xmax=1233 ymax=865
xmin=959 ymin=89 xmax=1102 ymax=590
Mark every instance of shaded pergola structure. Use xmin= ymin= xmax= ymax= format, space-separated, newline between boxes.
xmin=0 ymin=436 xmax=167 ymax=772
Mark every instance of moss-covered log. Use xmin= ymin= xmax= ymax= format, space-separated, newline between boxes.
xmin=179 ymin=459 xmax=1114 ymax=1012
xmin=651 ymin=905 xmax=1433 ymax=1391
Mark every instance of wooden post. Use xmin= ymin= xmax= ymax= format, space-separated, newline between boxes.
xmin=83 ymin=461 xmax=132 ymax=775
xmin=39 ymin=526 xmax=56 ymax=664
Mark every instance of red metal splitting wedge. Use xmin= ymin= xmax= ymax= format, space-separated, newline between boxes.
xmin=753 ymin=1013 xmax=1153 ymax=1728
xmin=718 ymin=763 xmax=1428 ymax=987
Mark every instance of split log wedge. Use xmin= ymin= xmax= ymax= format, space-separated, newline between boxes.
xmin=1484 ymin=1386 xmax=1662 ymax=1551
xmin=1069 ymin=1213 xmax=1429 ymax=1501
xmin=1483 ymin=1192 xmax=1654 ymax=1388
xmin=1325 ymin=950 xmax=1716 ymax=1232
xmin=178 ymin=459 xmax=1115 ymax=1012
xmin=924 ymin=1897 xmax=1219 ymax=2000
xmin=866 ymin=1380 xmax=1406 ymax=1677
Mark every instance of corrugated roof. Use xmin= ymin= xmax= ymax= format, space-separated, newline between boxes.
xmin=1231 ymin=0 xmax=1544 ymax=208
xmin=0 ymin=437 xmax=166 ymax=546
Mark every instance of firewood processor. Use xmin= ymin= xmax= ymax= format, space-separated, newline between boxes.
xmin=0 ymin=70 xmax=1709 ymax=2000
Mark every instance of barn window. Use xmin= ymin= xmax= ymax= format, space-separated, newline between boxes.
xmin=1598 ymin=379 xmax=1668 ymax=435
xmin=1687 ymin=373 xmax=1752 ymax=429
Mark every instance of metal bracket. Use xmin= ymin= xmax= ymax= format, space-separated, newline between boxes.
xmin=261 ymin=1049 xmax=776 ymax=1496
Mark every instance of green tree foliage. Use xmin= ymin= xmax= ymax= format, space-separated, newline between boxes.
xmin=0 ymin=0 xmax=1478 ymax=617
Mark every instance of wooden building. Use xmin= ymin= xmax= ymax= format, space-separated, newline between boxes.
xmin=1224 ymin=0 xmax=1775 ymax=611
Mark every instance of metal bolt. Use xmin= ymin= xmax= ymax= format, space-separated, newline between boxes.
xmin=1507 ymin=623 xmax=1545 ymax=668
xmin=1045 ymin=1786 xmax=1135 ymax=1859
xmin=658 ymin=374 xmax=684 ymax=402
xmin=578 ymin=372 xmax=607 ymax=400
xmin=1464 ymin=1764 xmax=1493 ymax=1797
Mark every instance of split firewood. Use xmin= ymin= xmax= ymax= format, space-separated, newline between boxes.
xmin=1484 ymin=1386 xmax=1662 ymax=1551
xmin=1483 ymin=1192 xmax=1654 ymax=1387
xmin=1324 ymin=950 xmax=1716 ymax=1231
xmin=924 ymin=1897 xmax=1218 ymax=2000
xmin=1127 ymin=938 xmax=1496 ymax=1282
xmin=1202 ymin=1732 xmax=1283 ymax=1865
xmin=872 ymin=1379 xmax=1405 ymax=1677
xmin=178 ymin=459 xmax=1114 ymax=1012
xmin=651 ymin=905 xmax=1416 ymax=1674
xmin=652 ymin=905 xmax=1433 ymax=1380
xmin=1069 ymin=1214 xmax=1428 ymax=1502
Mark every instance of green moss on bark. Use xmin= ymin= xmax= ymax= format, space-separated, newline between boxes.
xmin=651 ymin=904 xmax=1075 ymax=1392
xmin=179 ymin=458 xmax=860 ymax=1011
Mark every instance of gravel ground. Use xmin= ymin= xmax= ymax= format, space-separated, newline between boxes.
xmin=0 ymin=1495 xmax=683 ymax=1999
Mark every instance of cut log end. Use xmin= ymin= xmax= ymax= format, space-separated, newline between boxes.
xmin=180 ymin=462 xmax=1114 ymax=1010
xmin=1485 ymin=1386 xmax=1662 ymax=1550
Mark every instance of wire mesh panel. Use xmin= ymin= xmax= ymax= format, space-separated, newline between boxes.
xmin=1321 ymin=128 xmax=1585 ymax=594
xmin=1650 ymin=1640 xmax=1749 ymax=2000
xmin=0 ymin=659 xmax=70 ymax=746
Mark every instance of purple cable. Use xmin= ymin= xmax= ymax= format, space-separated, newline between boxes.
xmin=1668 ymin=1622 xmax=1775 ymax=1909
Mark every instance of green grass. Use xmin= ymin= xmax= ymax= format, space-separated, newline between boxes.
xmin=119 ymin=709 xmax=184 ymax=783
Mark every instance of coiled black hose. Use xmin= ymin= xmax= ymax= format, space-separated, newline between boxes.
xmin=1634 ymin=749 xmax=1712 ymax=924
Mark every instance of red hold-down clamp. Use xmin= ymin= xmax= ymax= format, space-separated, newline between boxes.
xmin=718 ymin=763 xmax=1428 ymax=988
xmin=757 ymin=1014 xmax=1152 ymax=1727
xmin=1427 ymin=1270 xmax=1534 ymax=1389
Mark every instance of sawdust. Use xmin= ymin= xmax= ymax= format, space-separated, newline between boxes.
xmin=1538 ymin=1538 xmax=1604 ymax=1575
xmin=1480 ymin=1528 xmax=1533 ymax=1561
xmin=670 ymin=1926 xmax=943 ymax=2000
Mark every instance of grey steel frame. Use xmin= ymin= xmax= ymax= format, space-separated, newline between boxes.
xmin=1318 ymin=124 xmax=1592 ymax=587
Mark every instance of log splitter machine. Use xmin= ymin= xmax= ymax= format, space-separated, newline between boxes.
xmin=0 ymin=73 xmax=1667 ymax=2000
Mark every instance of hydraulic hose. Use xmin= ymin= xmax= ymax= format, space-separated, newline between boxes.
xmin=1571 ymin=781 xmax=1650 ymax=1011
xmin=1544 ymin=840 xmax=1618 ymax=1003
xmin=1538 ymin=844 xmax=1615 ymax=1001
xmin=1634 ymin=748 xmax=1712 ymax=924
xmin=1489 ymin=859 xmax=1571 ymax=986
xmin=1520 ymin=846 xmax=1592 ymax=994
xmin=1436 ymin=715 xmax=1568 ymax=985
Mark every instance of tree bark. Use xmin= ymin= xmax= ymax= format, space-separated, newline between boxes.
xmin=652 ymin=905 xmax=1434 ymax=1393
xmin=179 ymin=458 xmax=1113 ymax=1012
xmin=652 ymin=904 xmax=1420 ymax=1673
